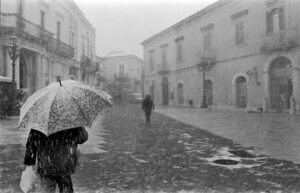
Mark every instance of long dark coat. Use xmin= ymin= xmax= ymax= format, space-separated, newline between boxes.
xmin=142 ymin=97 xmax=155 ymax=114
xmin=24 ymin=127 xmax=88 ymax=175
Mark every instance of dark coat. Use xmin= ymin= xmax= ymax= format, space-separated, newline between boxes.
xmin=142 ymin=97 xmax=155 ymax=114
xmin=24 ymin=127 xmax=88 ymax=175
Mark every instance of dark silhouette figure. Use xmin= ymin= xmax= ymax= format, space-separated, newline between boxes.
xmin=24 ymin=127 xmax=88 ymax=193
xmin=142 ymin=95 xmax=155 ymax=124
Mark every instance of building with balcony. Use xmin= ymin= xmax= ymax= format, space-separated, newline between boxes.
xmin=0 ymin=0 xmax=96 ymax=95
xmin=142 ymin=0 xmax=300 ymax=114
xmin=98 ymin=54 xmax=143 ymax=103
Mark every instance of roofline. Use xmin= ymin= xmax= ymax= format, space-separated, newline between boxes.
xmin=141 ymin=0 xmax=228 ymax=46
xmin=66 ymin=0 xmax=95 ymax=31
xmin=101 ymin=54 xmax=141 ymax=59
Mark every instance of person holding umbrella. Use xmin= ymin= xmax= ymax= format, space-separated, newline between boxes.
xmin=19 ymin=80 xmax=112 ymax=193
xmin=23 ymin=127 xmax=88 ymax=193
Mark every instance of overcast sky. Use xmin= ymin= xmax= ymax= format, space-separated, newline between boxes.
xmin=74 ymin=0 xmax=219 ymax=59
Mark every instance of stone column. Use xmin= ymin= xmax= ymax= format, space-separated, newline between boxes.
xmin=34 ymin=53 xmax=42 ymax=90
xmin=262 ymin=70 xmax=270 ymax=113
xmin=292 ymin=66 xmax=300 ymax=114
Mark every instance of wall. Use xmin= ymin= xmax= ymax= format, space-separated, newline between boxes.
xmin=143 ymin=0 xmax=300 ymax=111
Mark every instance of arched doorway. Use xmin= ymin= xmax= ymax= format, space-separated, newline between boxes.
xmin=177 ymin=82 xmax=184 ymax=104
xmin=204 ymin=79 xmax=213 ymax=106
xmin=161 ymin=77 xmax=169 ymax=105
xmin=150 ymin=85 xmax=154 ymax=99
xmin=236 ymin=76 xmax=247 ymax=108
xmin=269 ymin=57 xmax=292 ymax=111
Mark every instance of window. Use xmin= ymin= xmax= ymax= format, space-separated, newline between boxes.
xmin=87 ymin=33 xmax=90 ymax=56
xmin=82 ymin=42 xmax=85 ymax=56
xmin=160 ymin=45 xmax=168 ymax=69
xmin=231 ymin=10 xmax=248 ymax=45
xmin=57 ymin=21 xmax=61 ymax=40
xmin=149 ymin=50 xmax=155 ymax=71
xmin=71 ymin=32 xmax=75 ymax=46
xmin=119 ymin=64 xmax=125 ymax=74
xmin=40 ymin=11 xmax=45 ymax=29
xmin=266 ymin=8 xmax=285 ymax=33
xmin=203 ymin=30 xmax=212 ymax=52
xmin=162 ymin=48 xmax=167 ymax=66
xmin=235 ymin=21 xmax=244 ymax=45
xmin=175 ymin=37 xmax=184 ymax=63
xmin=200 ymin=24 xmax=214 ymax=53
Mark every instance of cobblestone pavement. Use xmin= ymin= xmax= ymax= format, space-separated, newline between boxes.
xmin=0 ymin=105 xmax=300 ymax=193
xmin=156 ymin=105 xmax=300 ymax=164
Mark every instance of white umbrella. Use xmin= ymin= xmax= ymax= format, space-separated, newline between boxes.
xmin=18 ymin=80 xmax=112 ymax=136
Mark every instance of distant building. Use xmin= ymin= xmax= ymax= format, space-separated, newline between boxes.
xmin=0 ymin=0 xmax=96 ymax=95
xmin=99 ymin=54 xmax=143 ymax=102
xmin=142 ymin=0 xmax=300 ymax=114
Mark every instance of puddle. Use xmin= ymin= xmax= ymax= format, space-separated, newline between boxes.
xmin=213 ymin=159 xmax=239 ymax=165
xmin=203 ymin=147 xmax=261 ymax=169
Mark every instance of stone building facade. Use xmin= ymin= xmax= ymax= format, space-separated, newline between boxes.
xmin=0 ymin=0 xmax=96 ymax=95
xmin=99 ymin=54 xmax=143 ymax=100
xmin=142 ymin=0 xmax=300 ymax=114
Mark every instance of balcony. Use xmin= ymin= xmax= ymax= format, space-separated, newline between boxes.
xmin=0 ymin=13 xmax=53 ymax=42
xmin=0 ymin=13 xmax=74 ymax=58
xmin=47 ymin=39 xmax=74 ymax=58
xmin=114 ymin=73 xmax=129 ymax=81
xmin=157 ymin=64 xmax=170 ymax=75
xmin=261 ymin=28 xmax=299 ymax=54
xmin=81 ymin=56 xmax=91 ymax=67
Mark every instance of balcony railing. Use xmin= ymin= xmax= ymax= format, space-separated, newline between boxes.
xmin=0 ymin=13 xmax=53 ymax=41
xmin=0 ymin=13 xmax=74 ymax=58
xmin=157 ymin=64 xmax=170 ymax=75
xmin=47 ymin=39 xmax=74 ymax=58
xmin=114 ymin=73 xmax=129 ymax=81
xmin=81 ymin=56 xmax=91 ymax=67
xmin=261 ymin=28 xmax=300 ymax=53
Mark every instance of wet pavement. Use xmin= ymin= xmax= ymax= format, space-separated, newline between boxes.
xmin=156 ymin=106 xmax=300 ymax=164
xmin=0 ymin=105 xmax=300 ymax=192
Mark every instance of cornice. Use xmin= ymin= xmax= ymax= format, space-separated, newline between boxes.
xmin=141 ymin=0 xmax=229 ymax=46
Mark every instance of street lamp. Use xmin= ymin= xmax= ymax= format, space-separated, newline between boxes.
xmin=7 ymin=36 xmax=20 ymax=90
xmin=196 ymin=57 xmax=213 ymax=109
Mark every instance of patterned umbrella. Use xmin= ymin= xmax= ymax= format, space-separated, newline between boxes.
xmin=18 ymin=80 xmax=112 ymax=136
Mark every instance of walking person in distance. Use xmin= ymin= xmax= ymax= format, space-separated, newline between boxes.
xmin=142 ymin=94 xmax=155 ymax=124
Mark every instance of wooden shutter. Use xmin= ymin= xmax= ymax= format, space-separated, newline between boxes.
xmin=235 ymin=23 xmax=239 ymax=44
xmin=279 ymin=8 xmax=285 ymax=30
xmin=266 ymin=12 xmax=273 ymax=33
xmin=240 ymin=22 xmax=244 ymax=43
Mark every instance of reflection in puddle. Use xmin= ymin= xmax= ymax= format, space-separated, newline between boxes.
xmin=203 ymin=147 xmax=262 ymax=169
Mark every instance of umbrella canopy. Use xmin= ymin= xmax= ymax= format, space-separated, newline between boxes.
xmin=18 ymin=80 xmax=112 ymax=136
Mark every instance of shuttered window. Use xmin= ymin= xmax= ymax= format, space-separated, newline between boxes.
xmin=266 ymin=8 xmax=285 ymax=34
xmin=235 ymin=21 xmax=244 ymax=45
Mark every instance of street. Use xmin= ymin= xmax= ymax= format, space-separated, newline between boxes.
xmin=156 ymin=106 xmax=300 ymax=164
xmin=1 ymin=105 xmax=300 ymax=192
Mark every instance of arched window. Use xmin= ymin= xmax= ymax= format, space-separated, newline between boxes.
xmin=236 ymin=76 xmax=247 ymax=108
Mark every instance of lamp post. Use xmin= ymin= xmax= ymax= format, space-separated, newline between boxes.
xmin=196 ymin=57 xmax=213 ymax=109
xmin=7 ymin=36 xmax=20 ymax=91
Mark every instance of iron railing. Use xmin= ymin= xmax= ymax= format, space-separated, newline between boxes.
xmin=157 ymin=64 xmax=170 ymax=75
xmin=0 ymin=13 xmax=74 ymax=58
xmin=261 ymin=28 xmax=300 ymax=53
xmin=47 ymin=38 xmax=74 ymax=58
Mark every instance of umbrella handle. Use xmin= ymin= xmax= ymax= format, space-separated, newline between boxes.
xmin=58 ymin=79 xmax=62 ymax=86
